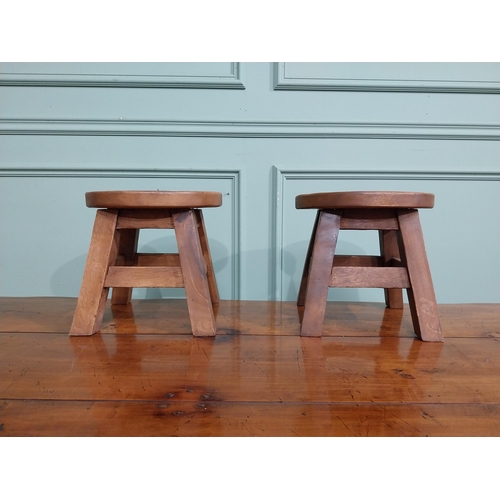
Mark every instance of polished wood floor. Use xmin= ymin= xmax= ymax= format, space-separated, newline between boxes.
xmin=1 ymin=297 xmax=499 ymax=436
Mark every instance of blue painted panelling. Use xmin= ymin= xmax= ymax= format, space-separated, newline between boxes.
xmin=1 ymin=63 xmax=499 ymax=303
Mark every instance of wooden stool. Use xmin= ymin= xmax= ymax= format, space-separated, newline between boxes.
xmin=296 ymin=191 xmax=443 ymax=342
xmin=70 ymin=191 xmax=222 ymax=337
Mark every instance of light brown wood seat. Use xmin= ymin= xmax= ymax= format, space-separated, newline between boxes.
xmin=295 ymin=191 xmax=435 ymax=210
xmin=86 ymin=190 xmax=222 ymax=209
xmin=296 ymin=190 xmax=443 ymax=342
xmin=70 ymin=190 xmax=222 ymax=337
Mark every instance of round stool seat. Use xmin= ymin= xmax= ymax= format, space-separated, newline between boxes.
xmin=86 ymin=191 xmax=222 ymax=209
xmin=296 ymin=191 xmax=434 ymax=210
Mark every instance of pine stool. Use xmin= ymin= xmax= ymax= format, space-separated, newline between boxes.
xmin=70 ymin=191 xmax=222 ymax=337
xmin=296 ymin=191 xmax=443 ymax=341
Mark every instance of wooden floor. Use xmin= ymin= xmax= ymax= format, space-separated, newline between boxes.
xmin=1 ymin=297 xmax=499 ymax=437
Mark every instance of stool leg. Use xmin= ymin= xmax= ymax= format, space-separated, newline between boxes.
xmin=379 ymin=229 xmax=404 ymax=309
xmin=397 ymin=209 xmax=443 ymax=342
xmin=173 ymin=209 xmax=216 ymax=337
xmin=297 ymin=211 xmax=320 ymax=307
xmin=70 ymin=209 xmax=119 ymax=336
xmin=195 ymin=209 xmax=219 ymax=306
xmin=111 ymin=228 xmax=139 ymax=305
xmin=300 ymin=210 xmax=341 ymax=337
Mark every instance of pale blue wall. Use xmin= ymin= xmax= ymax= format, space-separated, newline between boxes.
xmin=1 ymin=62 xmax=499 ymax=303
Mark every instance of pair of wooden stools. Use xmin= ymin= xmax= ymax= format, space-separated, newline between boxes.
xmin=70 ymin=190 xmax=443 ymax=342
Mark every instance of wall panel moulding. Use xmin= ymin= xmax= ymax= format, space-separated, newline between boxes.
xmin=0 ymin=62 xmax=245 ymax=89
xmin=1 ymin=119 xmax=500 ymax=141
xmin=274 ymin=62 xmax=500 ymax=93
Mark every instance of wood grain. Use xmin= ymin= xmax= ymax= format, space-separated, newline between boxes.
xmin=297 ymin=211 xmax=320 ymax=307
xmin=330 ymin=267 xmax=410 ymax=288
xmin=333 ymin=256 xmax=383 ymax=267
xmin=296 ymin=191 xmax=435 ymax=210
xmin=196 ymin=209 xmax=220 ymax=306
xmin=300 ymin=210 xmax=341 ymax=336
xmin=135 ymin=253 xmax=181 ymax=267
xmin=2 ymin=333 xmax=499 ymax=403
xmin=296 ymin=193 xmax=441 ymax=341
xmin=398 ymin=209 xmax=443 ymax=342
xmin=2 ymin=400 xmax=499 ymax=437
xmin=173 ymin=210 xmax=216 ymax=336
xmin=1 ymin=298 xmax=499 ymax=338
xmin=86 ymin=191 xmax=222 ymax=209
xmin=69 ymin=209 xmax=119 ymax=336
xmin=379 ymin=229 xmax=404 ymax=308
xmin=116 ymin=209 xmax=174 ymax=229
xmin=111 ymin=228 xmax=139 ymax=305
xmin=1 ymin=298 xmax=499 ymax=436
xmin=71 ymin=191 xmax=222 ymax=339
xmin=105 ymin=266 xmax=184 ymax=288
xmin=339 ymin=209 xmax=399 ymax=230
